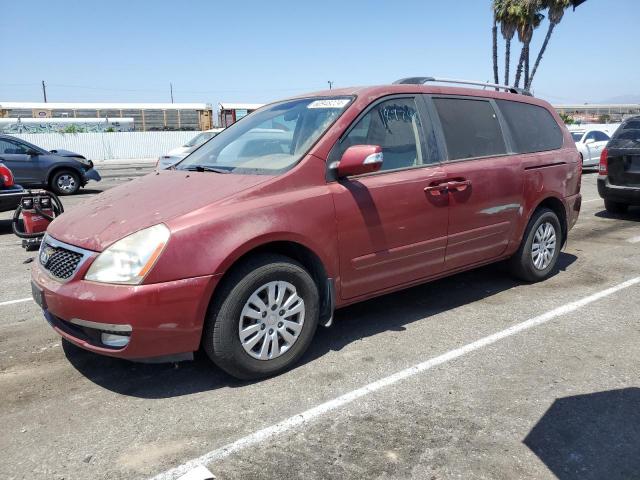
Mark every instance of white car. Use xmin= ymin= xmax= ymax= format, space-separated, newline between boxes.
xmin=157 ymin=128 xmax=224 ymax=170
xmin=571 ymin=129 xmax=611 ymax=167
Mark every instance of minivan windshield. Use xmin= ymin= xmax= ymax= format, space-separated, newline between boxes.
xmin=178 ymin=97 xmax=352 ymax=174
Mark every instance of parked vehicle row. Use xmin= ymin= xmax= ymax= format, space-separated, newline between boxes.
xmin=0 ymin=134 xmax=101 ymax=195
xmin=32 ymin=78 xmax=582 ymax=380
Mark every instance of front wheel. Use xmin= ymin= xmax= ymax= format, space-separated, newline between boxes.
xmin=203 ymin=254 xmax=319 ymax=380
xmin=509 ymin=208 xmax=562 ymax=282
xmin=50 ymin=170 xmax=80 ymax=195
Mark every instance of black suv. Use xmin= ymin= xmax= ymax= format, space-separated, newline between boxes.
xmin=598 ymin=116 xmax=640 ymax=213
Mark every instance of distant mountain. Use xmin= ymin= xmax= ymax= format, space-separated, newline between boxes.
xmin=597 ymin=94 xmax=640 ymax=104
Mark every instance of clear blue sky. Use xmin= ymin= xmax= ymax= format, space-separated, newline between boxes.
xmin=1 ymin=0 xmax=638 ymax=106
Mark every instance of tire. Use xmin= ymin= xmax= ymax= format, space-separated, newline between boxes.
xmin=203 ymin=253 xmax=319 ymax=380
xmin=509 ymin=208 xmax=562 ymax=283
xmin=604 ymin=199 xmax=628 ymax=214
xmin=50 ymin=169 xmax=80 ymax=195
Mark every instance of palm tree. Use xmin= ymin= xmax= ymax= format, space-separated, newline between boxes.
xmin=494 ymin=0 xmax=518 ymax=85
xmin=513 ymin=1 xmax=544 ymax=88
xmin=526 ymin=0 xmax=572 ymax=89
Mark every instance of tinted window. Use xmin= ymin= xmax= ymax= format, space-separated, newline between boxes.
xmin=0 ymin=139 xmax=28 ymax=154
xmin=433 ymin=98 xmax=506 ymax=160
xmin=337 ymin=97 xmax=438 ymax=172
xmin=610 ymin=118 xmax=640 ymax=148
xmin=496 ymin=100 xmax=563 ymax=154
xmin=594 ymin=131 xmax=610 ymax=142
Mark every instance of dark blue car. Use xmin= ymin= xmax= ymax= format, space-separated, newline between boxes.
xmin=0 ymin=134 xmax=101 ymax=195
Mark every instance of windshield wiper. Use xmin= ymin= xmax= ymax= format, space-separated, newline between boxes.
xmin=183 ymin=165 xmax=230 ymax=174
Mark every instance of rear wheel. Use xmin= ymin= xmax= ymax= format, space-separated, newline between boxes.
xmin=50 ymin=170 xmax=80 ymax=195
xmin=203 ymin=254 xmax=319 ymax=380
xmin=509 ymin=208 xmax=562 ymax=282
xmin=604 ymin=199 xmax=628 ymax=214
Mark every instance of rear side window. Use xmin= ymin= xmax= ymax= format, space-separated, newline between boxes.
xmin=496 ymin=100 xmax=563 ymax=153
xmin=609 ymin=119 xmax=640 ymax=148
xmin=432 ymin=98 xmax=507 ymax=160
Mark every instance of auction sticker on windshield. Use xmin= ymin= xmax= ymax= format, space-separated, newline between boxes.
xmin=307 ymin=99 xmax=351 ymax=109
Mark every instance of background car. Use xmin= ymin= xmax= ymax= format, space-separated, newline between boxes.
xmin=597 ymin=116 xmax=640 ymax=213
xmin=0 ymin=162 xmax=24 ymax=213
xmin=156 ymin=128 xmax=224 ymax=169
xmin=571 ymin=128 xmax=613 ymax=167
xmin=0 ymin=134 xmax=101 ymax=195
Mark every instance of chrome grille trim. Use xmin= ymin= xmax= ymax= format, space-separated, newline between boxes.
xmin=39 ymin=234 xmax=95 ymax=283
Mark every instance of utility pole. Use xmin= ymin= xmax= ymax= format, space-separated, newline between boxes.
xmin=169 ymin=82 xmax=174 ymax=103
xmin=327 ymin=80 xmax=334 ymax=90
xmin=41 ymin=80 xmax=47 ymax=102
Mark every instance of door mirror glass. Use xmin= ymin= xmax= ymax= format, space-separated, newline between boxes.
xmin=584 ymin=137 xmax=595 ymax=145
xmin=26 ymin=149 xmax=40 ymax=156
xmin=336 ymin=145 xmax=383 ymax=177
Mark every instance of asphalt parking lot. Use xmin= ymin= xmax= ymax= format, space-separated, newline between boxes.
xmin=1 ymin=168 xmax=639 ymax=480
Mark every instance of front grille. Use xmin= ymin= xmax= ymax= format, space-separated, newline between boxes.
xmin=41 ymin=245 xmax=83 ymax=280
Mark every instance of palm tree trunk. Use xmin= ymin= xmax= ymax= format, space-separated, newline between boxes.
xmin=527 ymin=22 xmax=556 ymax=89
xmin=514 ymin=45 xmax=526 ymax=88
xmin=504 ymin=39 xmax=511 ymax=85
xmin=524 ymin=42 xmax=530 ymax=89
xmin=492 ymin=20 xmax=499 ymax=88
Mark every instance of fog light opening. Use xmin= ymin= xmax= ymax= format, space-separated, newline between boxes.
xmin=101 ymin=332 xmax=130 ymax=348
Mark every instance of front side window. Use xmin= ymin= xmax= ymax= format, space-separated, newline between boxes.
xmin=335 ymin=97 xmax=437 ymax=172
xmin=592 ymin=131 xmax=610 ymax=142
xmin=433 ymin=98 xmax=507 ymax=160
xmin=497 ymin=100 xmax=563 ymax=153
xmin=178 ymin=97 xmax=352 ymax=174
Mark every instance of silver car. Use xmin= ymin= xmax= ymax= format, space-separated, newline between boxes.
xmin=156 ymin=129 xmax=224 ymax=170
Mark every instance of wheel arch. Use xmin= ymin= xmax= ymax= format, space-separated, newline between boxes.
xmin=210 ymin=238 xmax=334 ymax=329
xmin=46 ymin=165 xmax=83 ymax=186
xmin=530 ymin=195 xmax=568 ymax=246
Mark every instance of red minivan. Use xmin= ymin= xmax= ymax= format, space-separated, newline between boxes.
xmin=31 ymin=78 xmax=581 ymax=379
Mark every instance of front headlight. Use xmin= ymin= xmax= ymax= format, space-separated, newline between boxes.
xmin=85 ymin=224 xmax=170 ymax=285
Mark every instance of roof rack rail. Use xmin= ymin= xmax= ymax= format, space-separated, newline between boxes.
xmin=393 ymin=77 xmax=532 ymax=96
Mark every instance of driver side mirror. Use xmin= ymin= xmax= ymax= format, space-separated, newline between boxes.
xmin=335 ymin=145 xmax=383 ymax=178
xmin=26 ymin=149 xmax=40 ymax=156
xmin=584 ymin=138 xmax=595 ymax=145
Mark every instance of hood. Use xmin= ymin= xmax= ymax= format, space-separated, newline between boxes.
xmin=50 ymin=148 xmax=86 ymax=159
xmin=48 ymin=170 xmax=270 ymax=251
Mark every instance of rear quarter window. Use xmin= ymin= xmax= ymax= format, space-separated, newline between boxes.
xmin=609 ymin=119 xmax=640 ymax=149
xmin=496 ymin=100 xmax=563 ymax=154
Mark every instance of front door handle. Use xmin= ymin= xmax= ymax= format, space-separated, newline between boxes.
xmin=424 ymin=184 xmax=448 ymax=196
xmin=446 ymin=179 xmax=471 ymax=192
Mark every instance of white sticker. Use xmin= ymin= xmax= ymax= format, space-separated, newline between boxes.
xmin=307 ymin=99 xmax=350 ymax=109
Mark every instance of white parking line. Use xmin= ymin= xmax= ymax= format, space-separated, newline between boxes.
xmin=627 ymin=235 xmax=640 ymax=244
xmin=150 ymin=276 xmax=640 ymax=480
xmin=582 ymin=198 xmax=600 ymax=203
xmin=0 ymin=297 xmax=32 ymax=307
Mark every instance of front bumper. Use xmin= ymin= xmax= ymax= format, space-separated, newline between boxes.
xmin=32 ymin=256 xmax=218 ymax=360
xmin=0 ymin=185 xmax=24 ymax=212
xmin=563 ymin=192 xmax=582 ymax=232
xmin=82 ymin=168 xmax=101 ymax=183
xmin=597 ymin=176 xmax=640 ymax=205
